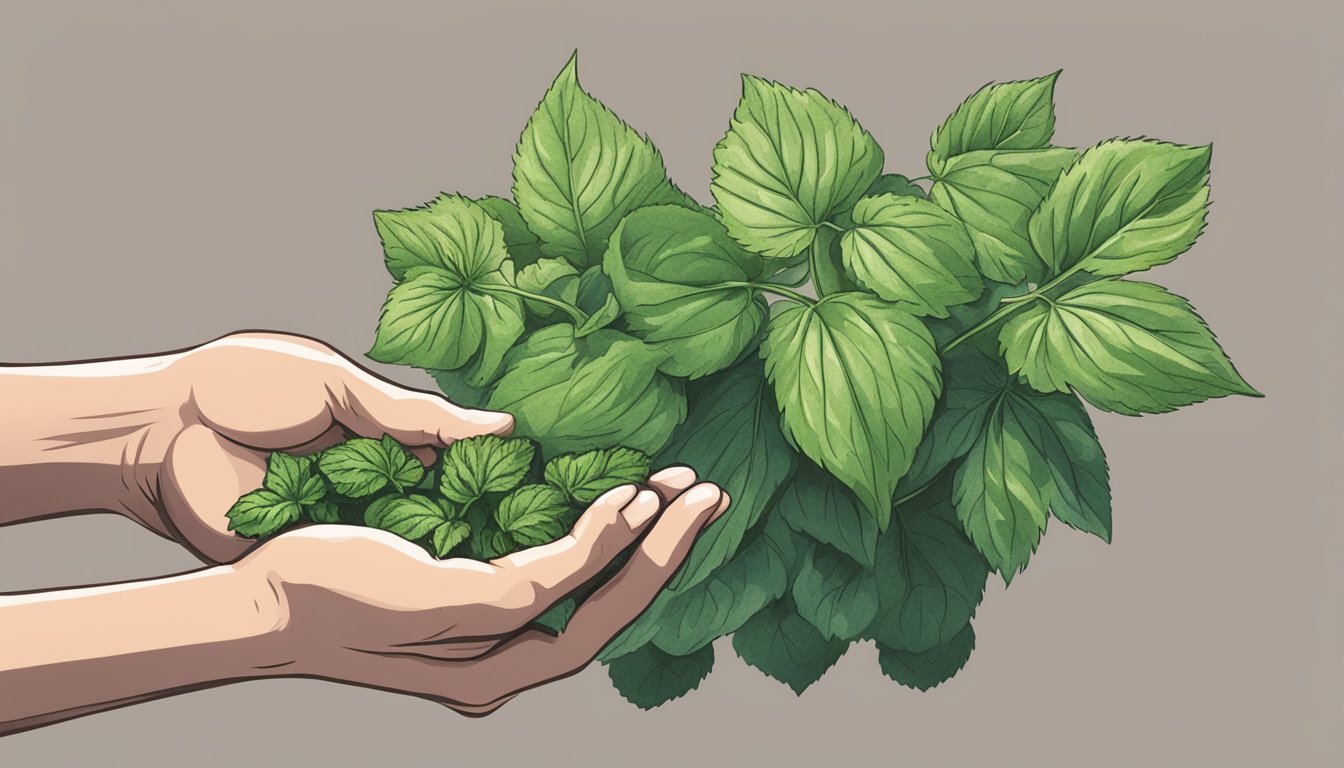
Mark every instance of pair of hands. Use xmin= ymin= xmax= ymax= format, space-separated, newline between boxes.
xmin=2 ymin=332 xmax=727 ymax=722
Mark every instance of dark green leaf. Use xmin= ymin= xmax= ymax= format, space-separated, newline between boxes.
xmin=732 ymin=595 xmax=849 ymax=695
xmin=574 ymin=292 xmax=621 ymax=337
xmin=439 ymin=435 xmax=535 ymax=503
xmin=792 ymin=543 xmax=879 ymax=641
xmin=777 ymin=461 xmax=877 ymax=567
xmin=878 ymin=623 xmax=975 ymax=691
xmin=495 ymin=484 xmax=570 ymax=546
xmin=1009 ymin=389 xmax=1112 ymax=543
xmin=544 ymin=446 xmax=651 ymax=504
xmin=927 ymin=72 xmax=1059 ymax=174
xmin=305 ymin=501 xmax=341 ymax=524
xmin=606 ymin=643 xmax=714 ymax=710
xmin=318 ymin=435 xmax=425 ymax=498
xmin=475 ymin=195 xmax=544 ymax=267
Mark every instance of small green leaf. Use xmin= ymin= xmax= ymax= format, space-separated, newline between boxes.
xmin=318 ymin=436 xmax=425 ymax=498
xmin=777 ymin=461 xmax=877 ymax=568
xmin=1013 ymin=390 xmax=1113 ymax=543
xmin=373 ymin=194 xmax=509 ymax=281
xmin=363 ymin=494 xmax=447 ymax=541
xmin=763 ymin=293 xmax=941 ymax=527
xmin=573 ymin=292 xmax=621 ymax=337
xmin=475 ymin=195 xmax=544 ymax=267
xmin=439 ymin=435 xmax=535 ymax=503
xmin=928 ymin=148 xmax=1077 ymax=284
xmin=712 ymin=75 xmax=883 ymax=258
xmin=495 ymin=484 xmax=570 ymax=547
xmin=604 ymin=205 xmax=767 ymax=378
xmin=878 ymin=624 xmax=975 ymax=691
xmin=470 ymin=526 xmax=516 ymax=560
xmin=534 ymin=598 xmax=576 ymax=634
xmin=431 ymin=519 xmax=471 ymax=557
xmin=606 ymin=643 xmax=714 ymax=710
xmin=731 ymin=595 xmax=849 ymax=695
xmin=514 ymin=257 xmax=580 ymax=320
xmin=226 ymin=490 xmax=302 ymax=538
xmin=841 ymin=194 xmax=983 ymax=317
xmin=1030 ymin=139 xmax=1211 ymax=277
xmin=792 ymin=543 xmax=879 ymax=641
xmin=928 ymin=71 xmax=1060 ymax=174
xmin=864 ymin=173 xmax=926 ymax=199
xmin=262 ymin=453 xmax=326 ymax=505
xmin=544 ymin=446 xmax=651 ymax=504
xmin=512 ymin=53 xmax=690 ymax=269
xmin=305 ymin=501 xmax=341 ymax=524
xmin=998 ymin=280 xmax=1260 ymax=415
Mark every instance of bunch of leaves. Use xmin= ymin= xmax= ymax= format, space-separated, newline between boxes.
xmin=252 ymin=54 xmax=1259 ymax=708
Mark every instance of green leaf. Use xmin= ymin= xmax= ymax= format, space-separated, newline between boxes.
xmin=431 ymin=519 xmax=471 ymax=557
xmin=865 ymin=173 xmax=926 ymax=199
xmin=928 ymin=71 xmax=1060 ymax=174
xmin=1012 ymin=389 xmax=1112 ymax=543
xmin=439 ymin=435 xmax=535 ymax=503
xmin=606 ymin=643 xmax=714 ymax=710
xmin=226 ymin=490 xmax=302 ymax=538
xmin=305 ymin=500 xmax=341 ymax=524
xmin=792 ymin=543 xmax=879 ymax=641
xmin=427 ymin=366 xmax=492 ymax=410
xmin=487 ymin=324 xmax=686 ymax=457
xmin=573 ymin=292 xmax=621 ymax=337
xmin=475 ymin=196 xmax=544 ymax=267
xmin=495 ymin=484 xmax=570 ymax=547
xmin=928 ymin=148 xmax=1077 ymax=284
xmin=777 ymin=461 xmax=877 ymax=567
xmin=363 ymin=494 xmax=447 ymax=541
xmin=655 ymin=357 xmax=797 ymax=592
xmin=732 ymin=595 xmax=849 ymax=695
xmin=870 ymin=490 xmax=989 ymax=652
xmin=318 ymin=435 xmax=425 ymax=498
xmin=262 ymin=453 xmax=326 ymax=505
xmin=840 ymin=194 xmax=983 ymax=317
xmin=544 ymin=446 xmax=651 ymax=504
xmin=712 ymin=75 xmax=883 ymax=258
xmin=648 ymin=517 xmax=797 ymax=656
xmin=762 ymin=293 xmax=941 ymax=527
xmin=470 ymin=526 xmax=516 ymax=560
xmin=514 ymin=257 xmax=580 ymax=320
xmin=512 ymin=53 xmax=689 ymax=269
xmin=604 ymin=205 xmax=767 ymax=378
xmin=878 ymin=624 xmax=975 ymax=691
xmin=1030 ymin=139 xmax=1211 ymax=277
xmin=534 ymin=598 xmax=576 ymax=634
xmin=998 ymin=280 xmax=1260 ymax=415
xmin=368 ymin=267 xmax=525 ymax=373
xmin=927 ymin=279 xmax=1028 ymax=348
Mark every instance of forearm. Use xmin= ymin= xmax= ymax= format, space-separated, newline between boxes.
xmin=0 ymin=355 xmax=182 ymax=528
xmin=0 ymin=562 xmax=290 ymax=735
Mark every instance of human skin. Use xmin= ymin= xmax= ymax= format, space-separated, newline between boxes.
xmin=0 ymin=333 xmax=729 ymax=734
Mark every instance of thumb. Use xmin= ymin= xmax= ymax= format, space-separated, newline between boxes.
xmin=328 ymin=365 xmax=514 ymax=448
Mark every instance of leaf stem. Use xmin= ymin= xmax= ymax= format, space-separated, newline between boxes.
xmin=892 ymin=478 xmax=937 ymax=509
xmin=938 ymin=262 xmax=1089 ymax=354
xmin=739 ymin=282 xmax=815 ymax=306
xmin=490 ymin=285 xmax=589 ymax=325
xmin=818 ymin=220 xmax=846 ymax=233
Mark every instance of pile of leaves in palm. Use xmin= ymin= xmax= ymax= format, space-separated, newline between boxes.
xmin=229 ymin=53 xmax=1259 ymax=709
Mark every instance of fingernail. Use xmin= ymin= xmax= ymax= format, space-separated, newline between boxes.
xmin=649 ymin=465 xmax=695 ymax=487
xmin=622 ymin=489 xmax=662 ymax=528
xmin=682 ymin=483 xmax=722 ymax=511
xmin=595 ymin=484 xmax=639 ymax=507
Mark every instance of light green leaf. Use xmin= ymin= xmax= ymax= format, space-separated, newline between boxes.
xmin=574 ymin=292 xmax=621 ymax=337
xmin=262 ymin=453 xmax=325 ymax=505
xmin=656 ymin=357 xmax=797 ymax=592
xmin=512 ymin=53 xmax=690 ymax=269
xmin=604 ymin=205 xmax=767 ymax=378
xmin=1030 ymin=139 xmax=1211 ymax=277
xmin=368 ymin=267 xmax=525 ymax=374
xmin=712 ymin=75 xmax=883 ymax=258
xmin=495 ymin=484 xmax=570 ymax=547
xmin=514 ymin=257 xmax=580 ymax=320
xmin=606 ymin=643 xmax=714 ymax=710
xmin=998 ymin=280 xmax=1260 ymax=415
xmin=487 ymin=325 xmax=686 ymax=457
xmin=544 ymin=446 xmax=651 ymax=504
xmin=928 ymin=148 xmax=1077 ymax=284
xmin=318 ymin=435 xmax=424 ymax=498
xmin=439 ymin=435 xmax=535 ymax=503
xmin=363 ymin=494 xmax=447 ymax=541
xmin=475 ymin=196 xmax=544 ymax=267
xmin=431 ymin=520 xmax=471 ymax=557
xmin=928 ymin=72 xmax=1060 ymax=174
xmin=373 ymin=194 xmax=510 ymax=281
xmin=864 ymin=173 xmax=926 ymax=199
xmin=226 ymin=490 xmax=302 ymax=538
xmin=763 ymin=293 xmax=941 ymax=527
xmin=777 ymin=461 xmax=877 ymax=567
xmin=841 ymin=194 xmax=982 ymax=317
xmin=732 ymin=595 xmax=849 ymax=695
xmin=870 ymin=490 xmax=989 ymax=652
xmin=878 ymin=624 xmax=975 ymax=691
xmin=792 ymin=543 xmax=879 ymax=641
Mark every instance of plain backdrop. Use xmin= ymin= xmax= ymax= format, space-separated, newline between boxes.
xmin=1 ymin=1 xmax=1340 ymax=766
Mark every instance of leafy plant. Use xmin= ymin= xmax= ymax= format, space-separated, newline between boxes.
xmin=227 ymin=54 xmax=1259 ymax=708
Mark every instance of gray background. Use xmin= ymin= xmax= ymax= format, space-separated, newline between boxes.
xmin=1 ymin=0 xmax=1339 ymax=765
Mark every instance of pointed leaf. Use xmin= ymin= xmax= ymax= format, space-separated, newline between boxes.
xmin=439 ymin=435 xmax=535 ymax=503
xmin=928 ymin=72 xmax=1060 ymax=174
xmin=606 ymin=643 xmax=714 ymax=710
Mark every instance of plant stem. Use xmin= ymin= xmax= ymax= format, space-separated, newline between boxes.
xmin=938 ymin=262 xmax=1089 ymax=354
xmin=892 ymin=478 xmax=937 ymax=508
xmin=740 ymin=282 xmax=815 ymax=306
xmin=818 ymin=220 xmax=846 ymax=233
xmin=490 ymin=285 xmax=588 ymax=325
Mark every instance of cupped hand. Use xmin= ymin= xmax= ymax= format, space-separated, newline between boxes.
xmin=240 ymin=466 xmax=729 ymax=715
xmin=138 ymin=332 xmax=513 ymax=563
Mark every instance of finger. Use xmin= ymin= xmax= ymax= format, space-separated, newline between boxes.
xmin=477 ymin=484 xmax=656 ymax=633
xmin=644 ymin=465 xmax=697 ymax=504
xmin=325 ymin=363 xmax=513 ymax=448
xmin=158 ymin=424 xmax=266 ymax=564
xmin=286 ymin=423 xmax=348 ymax=456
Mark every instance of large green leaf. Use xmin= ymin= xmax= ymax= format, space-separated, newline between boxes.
xmin=732 ymin=595 xmax=850 ymax=695
xmin=318 ymin=435 xmax=424 ymax=498
xmin=841 ymin=193 xmax=982 ymax=317
xmin=712 ymin=75 xmax=883 ymax=258
xmin=604 ymin=205 xmax=767 ymax=378
xmin=605 ymin=643 xmax=714 ymax=710
xmin=878 ymin=623 xmax=975 ymax=691
xmin=998 ymin=280 xmax=1260 ymax=415
xmin=869 ymin=488 xmax=989 ymax=653
xmin=438 ymin=435 xmax=535 ymax=503
xmin=927 ymin=71 xmax=1060 ymax=174
xmin=543 ymin=446 xmax=651 ymax=504
xmin=474 ymin=196 xmax=544 ymax=268
xmin=928 ymin=148 xmax=1077 ymax=284
xmin=792 ymin=543 xmax=879 ymax=641
xmin=1010 ymin=389 xmax=1112 ymax=543
xmin=486 ymin=325 xmax=686 ymax=457
xmin=512 ymin=54 xmax=689 ymax=269
xmin=1030 ymin=139 xmax=1211 ymax=277
xmin=777 ymin=460 xmax=877 ymax=568
xmin=373 ymin=194 xmax=509 ymax=281
xmin=656 ymin=357 xmax=797 ymax=592
xmin=494 ymin=484 xmax=570 ymax=547
xmin=762 ymin=293 xmax=941 ymax=527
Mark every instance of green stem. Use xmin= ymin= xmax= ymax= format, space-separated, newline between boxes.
xmin=938 ymin=262 xmax=1089 ymax=354
xmin=892 ymin=478 xmax=937 ymax=508
xmin=738 ymin=282 xmax=815 ymax=306
xmin=818 ymin=220 xmax=846 ymax=233
xmin=490 ymin=285 xmax=588 ymax=325
xmin=908 ymin=174 xmax=933 ymax=182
